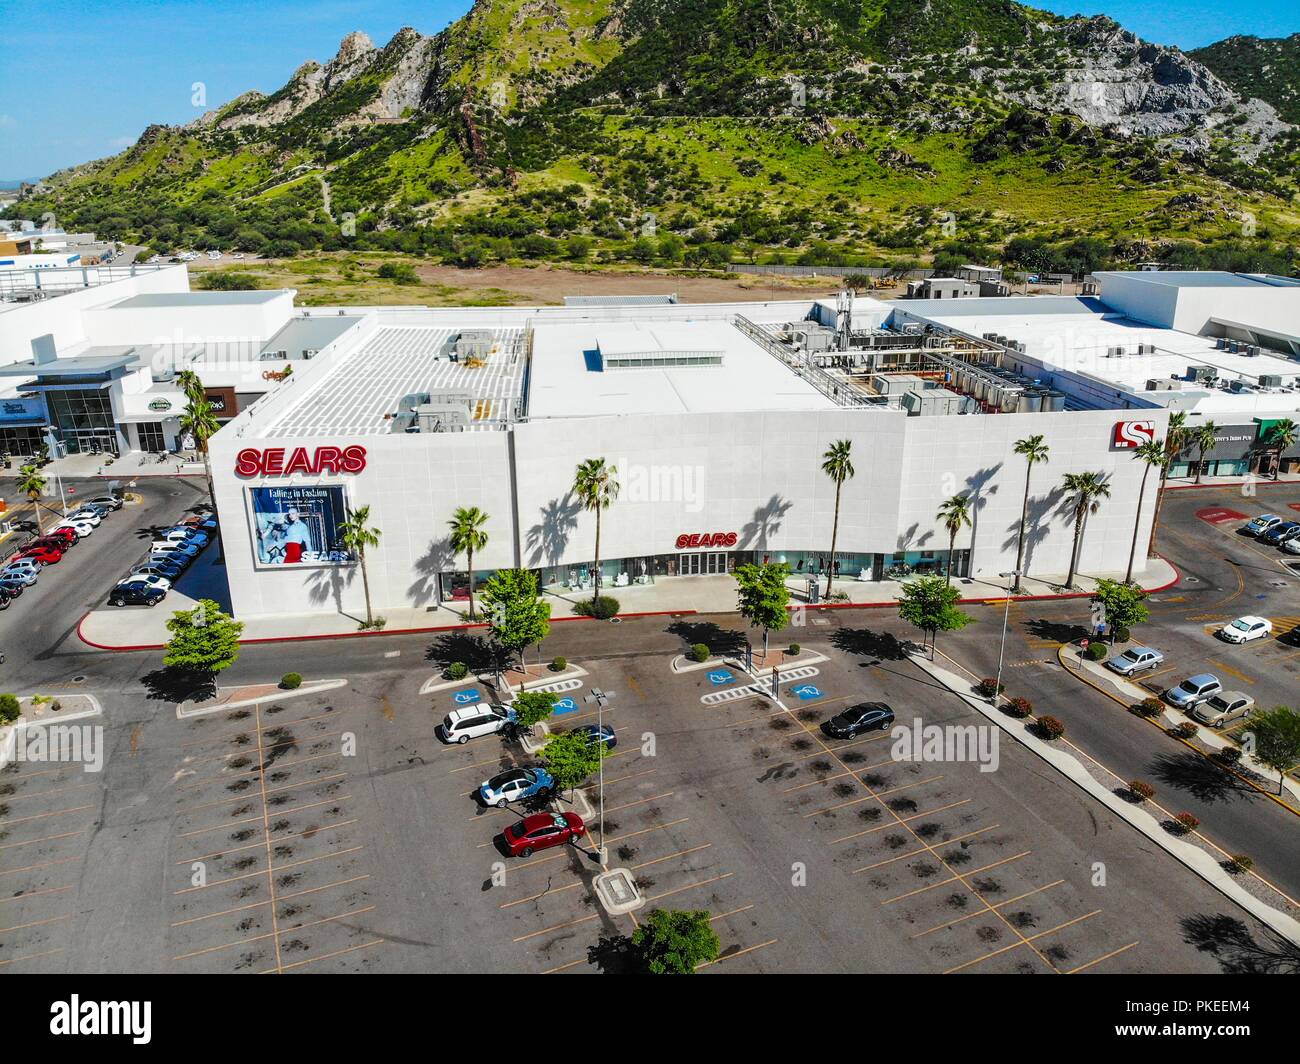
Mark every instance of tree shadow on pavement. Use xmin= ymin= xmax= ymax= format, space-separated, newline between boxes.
xmin=1181 ymin=913 xmax=1300 ymax=973
xmin=586 ymin=933 xmax=642 ymax=974
xmin=424 ymin=632 xmax=502 ymax=672
xmin=830 ymin=628 xmax=908 ymax=662
xmin=1023 ymin=617 xmax=1089 ymax=644
xmin=1147 ymin=750 xmax=1259 ymax=804
xmin=665 ymin=619 xmax=747 ymax=656
xmin=141 ymin=667 xmax=215 ymax=704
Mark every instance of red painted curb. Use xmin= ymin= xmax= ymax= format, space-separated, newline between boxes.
xmin=75 ymin=606 xmax=699 ymax=652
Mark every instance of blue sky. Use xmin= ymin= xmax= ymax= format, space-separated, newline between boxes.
xmin=1 ymin=0 xmax=1295 ymax=180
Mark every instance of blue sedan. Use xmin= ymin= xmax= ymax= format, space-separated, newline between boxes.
xmin=575 ymin=724 xmax=617 ymax=749
xmin=479 ymin=767 xmax=555 ymax=808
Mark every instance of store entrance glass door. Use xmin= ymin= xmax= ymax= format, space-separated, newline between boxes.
xmin=681 ymin=551 xmax=726 ymax=575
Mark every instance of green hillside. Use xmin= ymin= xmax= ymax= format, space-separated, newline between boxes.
xmin=1192 ymin=33 xmax=1300 ymax=124
xmin=10 ymin=0 xmax=1300 ymax=277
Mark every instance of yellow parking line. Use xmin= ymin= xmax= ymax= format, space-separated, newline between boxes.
xmin=697 ymin=939 xmax=778 ymax=969
xmin=780 ymin=757 xmax=894 ymax=794
xmin=851 ymin=825 xmax=999 ymax=874
xmin=644 ymin=871 xmax=735 ymax=905
xmin=942 ymin=910 xmax=1101 ymax=974
xmin=0 ymin=803 xmax=95 ymax=827
xmin=604 ymin=791 xmax=674 ymax=815
xmin=1206 ymin=659 xmax=1255 ymax=686
xmin=803 ymin=775 xmax=944 ymax=818
xmin=177 ymin=819 xmax=360 ymax=864
xmin=912 ymin=880 xmax=1066 ymax=939
xmin=1067 ymin=940 xmax=1140 ymax=974
xmin=264 ymin=937 xmax=383 ymax=973
xmin=0 ymin=884 xmax=71 ymax=904
xmin=173 ymin=846 xmax=363 ymax=894
xmin=0 ymin=947 xmax=66 ymax=967
xmin=177 ymin=795 xmax=353 ymax=838
xmin=172 ymin=906 xmax=375 ymax=961
xmin=0 ymin=830 xmax=85 ymax=851
xmin=182 ymin=772 xmax=349 ymax=813
xmin=881 ymin=851 xmax=1031 ymax=905
xmin=830 ymin=799 xmax=973 ymax=844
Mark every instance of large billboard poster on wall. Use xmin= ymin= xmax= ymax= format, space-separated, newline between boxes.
xmin=247 ymin=485 xmax=354 ymax=568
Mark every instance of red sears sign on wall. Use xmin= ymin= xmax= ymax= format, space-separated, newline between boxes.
xmin=1112 ymin=421 xmax=1157 ymax=449
xmin=235 ymin=445 xmax=367 ymax=477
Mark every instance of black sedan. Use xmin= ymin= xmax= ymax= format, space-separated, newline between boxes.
xmin=108 ymin=583 xmax=167 ymax=608
xmin=821 ymin=702 xmax=895 ymax=739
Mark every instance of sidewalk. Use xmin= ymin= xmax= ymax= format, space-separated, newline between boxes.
xmin=1164 ymin=471 xmax=1300 ymax=491
xmin=15 ymin=451 xmax=207 ymax=480
xmin=76 ymin=557 xmax=1179 ymax=651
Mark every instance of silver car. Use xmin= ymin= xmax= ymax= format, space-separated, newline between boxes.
xmin=1165 ymin=674 xmax=1222 ymax=710
xmin=1106 ymin=646 xmax=1164 ymax=676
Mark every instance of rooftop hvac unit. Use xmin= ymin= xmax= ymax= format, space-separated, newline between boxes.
xmin=1215 ymin=338 xmax=1227 ymax=350
xmin=1145 ymin=379 xmax=1178 ymax=391
xmin=1258 ymin=374 xmax=1283 ymax=388
xmin=1186 ymin=365 xmax=1216 ymax=383
xmin=1229 ymin=379 xmax=1250 ymax=393
xmin=1227 ymin=341 xmax=1240 ymax=353
xmin=1244 ymin=345 xmax=1261 ymax=357
xmin=1043 ymin=391 xmax=1066 ymax=412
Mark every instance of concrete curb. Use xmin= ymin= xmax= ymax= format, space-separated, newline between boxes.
xmin=670 ymin=654 xmax=732 ymax=674
xmin=1056 ymin=644 xmax=1300 ymax=814
xmin=911 ymin=652 xmax=1300 ymax=948
xmin=16 ymin=693 xmax=104 ymax=727
xmin=499 ymin=663 xmax=589 ymax=696
xmin=176 ymin=678 xmax=347 ymax=719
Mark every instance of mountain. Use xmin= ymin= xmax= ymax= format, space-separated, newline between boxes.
xmin=1192 ymin=33 xmax=1300 ymax=125
xmin=12 ymin=0 xmax=1300 ymax=275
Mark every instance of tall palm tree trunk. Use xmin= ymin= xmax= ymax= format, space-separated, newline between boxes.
xmin=359 ymin=550 xmax=373 ymax=626
xmin=1147 ymin=459 xmax=1171 ymax=557
xmin=1126 ymin=465 xmax=1152 ymax=584
xmin=1195 ymin=445 xmax=1205 ymax=484
xmin=592 ymin=508 xmax=603 ymax=602
xmin=1012 ymin=468 xmax=1032 ymax=593
xmin=825 ymin=481 xmax=842 ymax=598
xmin=1066 ymin=510 xmax=1085 ymax=588
xmin=466 ymin=546 xmax=476 ymax=619
xmin=946 ymin=530 xmax=957 ymax=586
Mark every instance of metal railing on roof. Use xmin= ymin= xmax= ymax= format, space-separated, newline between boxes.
xmin=733 ymin=315 xmax=874 ymax=408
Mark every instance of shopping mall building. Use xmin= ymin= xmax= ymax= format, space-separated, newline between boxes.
xmin=4 ymin=261 xmax=1297 ymax=622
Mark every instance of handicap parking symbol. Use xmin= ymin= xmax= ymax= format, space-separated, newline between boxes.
xmin=452 ymin=689 xmax=482 ymax=706
xmin=792 ymin=684 xmax=823 ymax=701
xmin=707 ymin=669 xmax=734 ymax=686
xmin=553 ymin=697 xmax=579 ymax=715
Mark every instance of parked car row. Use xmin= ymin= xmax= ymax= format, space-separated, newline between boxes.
xmin=0 ymin=494 xmax=124 ymax=609
xmin=109 ymin=508 xmax=217 ymax=608
xmin=1240 ymin=514 xmax=1300 ymax=554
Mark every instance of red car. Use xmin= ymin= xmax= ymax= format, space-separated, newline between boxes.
xmin=37 ymin=529 xmax=75 ymax=547
xmin=501 ymin=811 xmax=586 ymax=858
xmin=15 ymin=545 xmax=62 ymax=565
xmin=28 ymin=537 xmax=69 ymax=554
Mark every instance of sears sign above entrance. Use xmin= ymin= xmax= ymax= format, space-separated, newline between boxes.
xmin=676 ymin=531 xmax=738 ymax=549
xmin=1112 ymin=421 xmax=1157 ymax=449
xmin=235 ymin=445 xmax=367 ymax=477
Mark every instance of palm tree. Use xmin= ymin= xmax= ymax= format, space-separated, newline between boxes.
xmin=175 ymin=369 xmax=205 ymax=408
xmin=447 ymin=506 xmax=490 ymax=619
xmin=1193 ymin=420 xmax=1218 ymax=484
xmin=1147 ymin=411 xmax=1186 ymax=557
xmin=339 ymin=504 xmax=382 ymax=627
xmin=820 ymin=439 xmax=854 ymax=597
xmin=1011 ymin=434 xmax=1050 ymax=593
xmin=1062 ymin=471 xmax=1111 ymax=588
xmin=179 ymin=397 xmax=221 ymax=547
xmin=573 ymin=458 xmax=620 ymax=602
xmin=936 ymin=493 xmax=973 ymax=585
xmin=1264 ymin=418 xmax=1296 ymax=480
xmin=17 ymin=463 xmax=47 ymax=534
xmin=1126 ymin=438 xmax=1165 ymax=584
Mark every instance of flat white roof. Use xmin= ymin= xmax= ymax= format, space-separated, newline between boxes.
xmin=528 ymin=320 xmax=836 ymax=418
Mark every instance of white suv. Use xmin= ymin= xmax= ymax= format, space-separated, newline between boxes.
xmin=439 ymin=705 xmax=517 ymax=745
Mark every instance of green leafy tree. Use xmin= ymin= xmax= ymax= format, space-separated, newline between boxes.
xmin=573 ymin=458 xmax=620 ymax=603
xmin=511 ymin=690 xmax=559 ymax=730
xmin=1246 ymin=706 xmax=1300 ymax=794
xmin=1091 ymin=578 xmax=1149 ymax=643
xmin=936 ymin=492 xmax=973 ymax=585
xmin=733 ymin=561 xmax=791 ymax=659
xmin=163 ymin=599 xmax=244 ymax=674
xmin=1126 ymin=438 xmax=1165 ymax=584
xmin=447 ymin=505 xmax=490 ymax=620
xmin=632 ymin=908 xmax=721 ymax=974
xmin=1193 ymin=420 xmax=1219 ymax=484
xmin=541 ymin=728 xmax=605 ymax=797
xmin=1264 ymin=419 xmax=1296 ymax=480
xmin=1061 ymin=471 xmax=1111 ymax=588
xmin=16 ymin=463 xmax=46 ymax=534
xmin=1011 ymin=434 xmax=1050 ymax=592
xmin=339 ymin=504 xmax=382 ymax=627
xmin=480 ymin=567 xmax=552 ymax=670
xmin=897 ymin=573 xmax=972 ymax=659
xmin=820 ymin=439 xmax=855 ymax=596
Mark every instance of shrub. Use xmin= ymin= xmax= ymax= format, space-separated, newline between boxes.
xmin=279 ymin=672 xmax=303 ymax=690
xmin=1133 ymin=697 xmax=1163 ymax=718
xmin=1226 ymin=854 xmax=1254 ymax=874
xmin=1128 ymin=780 xmax=1155 ymax=801
xmin=1114 ymin=626 xmax=1131 ymax=643
xmin=787 ymin=643 xmax=801 ymax=655
xmin=549 ymin=656 xmax=567 ymax=672
xmin=690 ymin=643 xmax=710 ymax=663
xmin=1037 ymin=715 xmax=1066 ymax=740
xmin=1214 ymin=746 xmax=1243 ymax=766
xmin=1172 ymin=721 xmax=1199 ymax=740
xmin=574 ymin=595 xmax=620 ymax=620
xmin=1173 ymin=812 xmax=1200 ymax=834
xmin=1005 ymin=696 xmax=1033 ymax=718
xmin=0 ymin=693 xmax=18 ymax=724
xmin=1086 ymin=642 xmax=1108 ymax=661
xmin=445 ymin=662 xmax=469 ymax=681
xmin=975 ymin=677 xmax=1005 ymax=698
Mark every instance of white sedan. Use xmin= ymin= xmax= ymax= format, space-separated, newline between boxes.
xmin=53 ymin=521 xmax=95 ymax=539
xmin=1218 ymin=616 xmax=1272 ymax=644
xmin=117 ymin=574 xmax=172 ymax=593
xmin=65 ymin=508 xmax=103 ymax=526
xmin=1284 ymin=537 xmax=1300 ymax=556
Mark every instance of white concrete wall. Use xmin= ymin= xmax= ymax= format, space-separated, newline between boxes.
xmin=210 ymin=406 xmax=1166 ymax=620
xmin=81 ymin=291 xmax=295 ymax=348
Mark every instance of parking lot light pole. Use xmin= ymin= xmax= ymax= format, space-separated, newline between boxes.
xmin=992 ymin=571 xmax=1020 ymax=704
xmin=583 ymin=687 xmax=615 ymax=865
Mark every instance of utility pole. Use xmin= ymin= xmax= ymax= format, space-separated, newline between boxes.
xmin=583 ymin=687 xmax=616 ymax=865
xmin=992 ymin=570 xmax=1020 ymax=704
